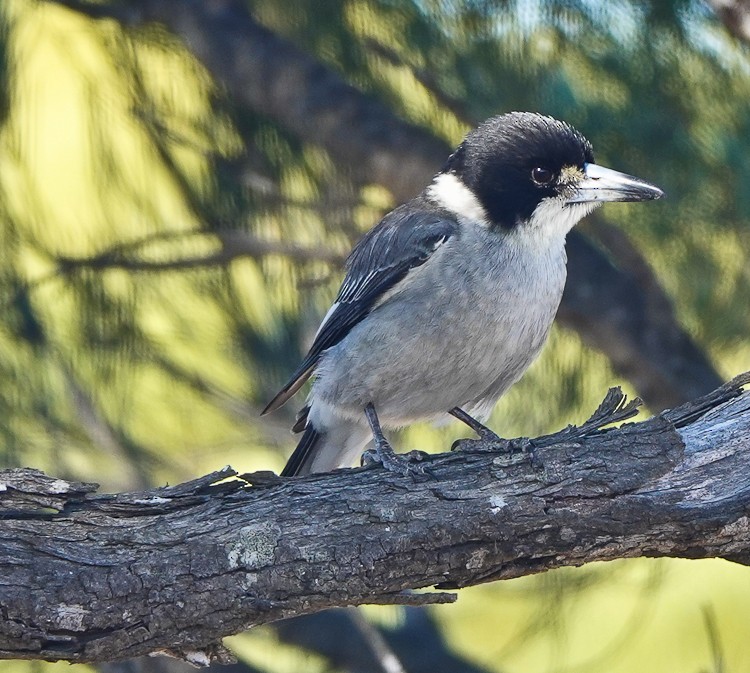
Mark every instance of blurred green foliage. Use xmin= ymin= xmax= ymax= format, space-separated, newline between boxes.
xmin=1 ymin=0 xmax=749 ymax=671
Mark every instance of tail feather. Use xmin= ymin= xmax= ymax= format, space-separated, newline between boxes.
xmin=281 ymin=405 xmax=373 ymax=476
xmin=261 ymin=364 xmax=315 ymax=416
xmin=280 ymin=423 xmax=320 ymax=477
xmin=292 ymin=405 xmax=310 ymax=434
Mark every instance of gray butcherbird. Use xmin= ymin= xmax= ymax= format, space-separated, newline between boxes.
xmin=263 ymin=112 xmax=664 ymax=476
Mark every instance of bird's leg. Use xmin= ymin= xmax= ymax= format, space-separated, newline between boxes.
xmin=361 ymin=403 xmax=431 ymax=478
xmin=449 ymin=407 xmax=503 ymax=442
xmin=449 ymin=407 xmax=532 ymax=454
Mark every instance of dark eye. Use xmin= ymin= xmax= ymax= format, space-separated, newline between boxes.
xmin=531 ymin=167 xmax=554 ymax=185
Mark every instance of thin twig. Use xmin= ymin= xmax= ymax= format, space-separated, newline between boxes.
xmin=347 ymin=608 xmax=407 ymax=673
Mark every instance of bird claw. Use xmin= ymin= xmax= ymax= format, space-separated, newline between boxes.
xmin=362 ymin=402 xmax=435 ymax=479
xmin=361 ymin=446 xmax=434 ymax=479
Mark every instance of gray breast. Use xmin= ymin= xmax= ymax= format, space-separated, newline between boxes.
xmin=314 ymin=225 xmax=569 ymax=426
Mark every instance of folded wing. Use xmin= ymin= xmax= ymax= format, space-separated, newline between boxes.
xmin=262 ymin=204 xmax=457 ymax=415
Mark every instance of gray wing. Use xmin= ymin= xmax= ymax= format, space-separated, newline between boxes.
xmin=262 ymin=203 xmax=457 ymax=415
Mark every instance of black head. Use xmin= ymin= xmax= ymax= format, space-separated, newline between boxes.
xmin=442 ymin=112 xmax=595 ymax=230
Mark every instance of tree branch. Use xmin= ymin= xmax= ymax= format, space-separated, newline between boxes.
xmin=54 ymin=229 xmax=345 ymax=273
xmin=560 ymin=230 xmax=721 ymax=409
xmin=44 ymin=0 xmax=444 ymax=200
xmin=2 ymin=373 xmax=750 ymax=665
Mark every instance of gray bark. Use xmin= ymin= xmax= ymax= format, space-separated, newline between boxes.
xmin=1 ymin=374 xmax=750 ymax=666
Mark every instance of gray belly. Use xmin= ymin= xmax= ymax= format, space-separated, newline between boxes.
xmin=314 ymin=257 xmax=566 ymax=425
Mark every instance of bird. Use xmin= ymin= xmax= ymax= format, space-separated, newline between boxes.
xmin=262 ymin=112 xmax=664 ymax=477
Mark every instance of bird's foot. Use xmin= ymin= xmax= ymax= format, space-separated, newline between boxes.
xmin=362 ymin=402 xmax=433 ymax=479
xmin=452 ymin=434 xmax=541 ymax=469
xmin=361 ymin=445 xmax=432 ymax=478
xmin=449 ymin=407 xmax=532 ymax=453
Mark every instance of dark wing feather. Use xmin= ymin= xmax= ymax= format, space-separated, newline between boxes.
xmin=262 ymin=203 xmax=457 ymax=416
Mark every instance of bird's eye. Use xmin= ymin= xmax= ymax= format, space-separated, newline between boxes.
xmin=531 ymin=167 xmax=554 ymax=185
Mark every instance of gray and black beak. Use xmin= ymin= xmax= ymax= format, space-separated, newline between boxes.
xmin=567 ymin=163 xmax=664 ymax=204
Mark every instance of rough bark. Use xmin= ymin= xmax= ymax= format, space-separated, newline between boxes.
xmin=43 ymin=0 xmax=723 ymax=409
xmin=1 ymin=374 xmax=750 ymax=666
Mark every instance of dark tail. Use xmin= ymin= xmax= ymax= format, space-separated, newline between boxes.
xmin=261 ymin=364 xmax=315 ymax=416
xmin=280 ymin=423 xmax=321 ymax=477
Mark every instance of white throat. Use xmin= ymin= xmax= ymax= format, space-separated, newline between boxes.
xmin=515 ymin=197 xmax=599 ymax=249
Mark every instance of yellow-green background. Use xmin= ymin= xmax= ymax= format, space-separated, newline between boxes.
xmin=2 ymin=0 xmax=749 ymax=671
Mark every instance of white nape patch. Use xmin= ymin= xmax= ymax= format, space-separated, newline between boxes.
xmin=515 ymin=196 xmax=599 ymax=250
xmin=427 ymin=173 xmax=490 ymax=227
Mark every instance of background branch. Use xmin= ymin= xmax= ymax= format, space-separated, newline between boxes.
xmin=708 ymin=0 xmax=750 ymax=43
xmin=55 ymin=230 xmax=345 ymax=273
